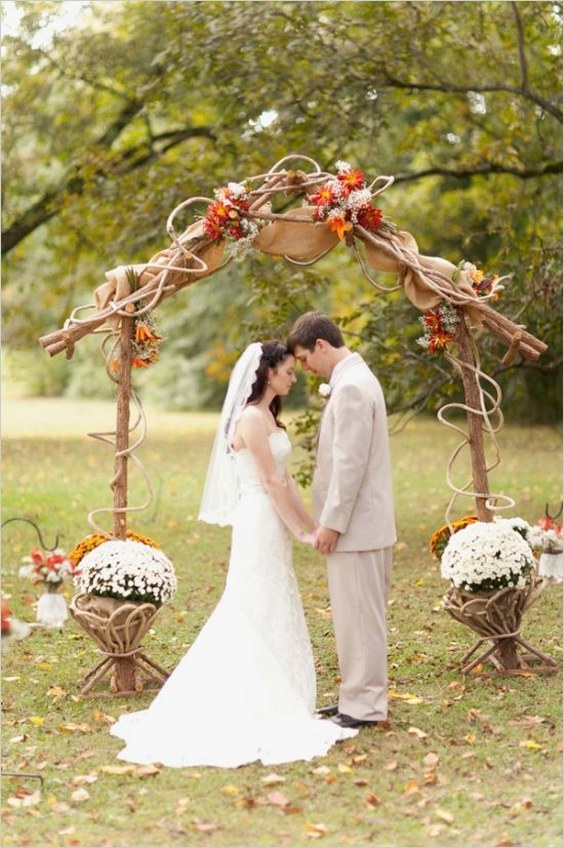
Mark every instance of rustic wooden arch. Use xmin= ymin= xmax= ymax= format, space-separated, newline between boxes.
xmin=39 ymin=155 xmax=547 ymax=538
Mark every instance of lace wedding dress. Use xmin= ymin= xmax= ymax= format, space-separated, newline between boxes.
xmin=111 ymin=430 xmax=356 ymax=767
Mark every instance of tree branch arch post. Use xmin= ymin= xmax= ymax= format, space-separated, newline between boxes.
xmin=112 ymin=313 xmax=134 ymax=541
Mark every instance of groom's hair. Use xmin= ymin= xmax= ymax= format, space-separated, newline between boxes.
xmin=287 ymin=312 xmax=344 ymax=351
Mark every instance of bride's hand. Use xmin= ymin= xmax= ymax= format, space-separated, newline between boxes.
xmin=298 ymin=531 xmax=315 ymax=547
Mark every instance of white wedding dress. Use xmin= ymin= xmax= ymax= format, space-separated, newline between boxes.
xmin=111 ymin=430 xmax=356 ymax=767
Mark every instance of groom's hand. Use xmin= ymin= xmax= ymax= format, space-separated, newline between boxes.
xmin=313 ymin=527 xmax=340 ymax=554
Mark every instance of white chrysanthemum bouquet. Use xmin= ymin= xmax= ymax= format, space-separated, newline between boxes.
xmin=74 ymin=540 xmax=177 ymax=606
xmin=440 ymin=520 xmax=535 ymax=593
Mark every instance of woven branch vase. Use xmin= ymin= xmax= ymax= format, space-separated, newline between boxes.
xmin=70 ymin=593 xmax=160 ymax=693
xmin=442 ymin=576 xmax=547 ymax=671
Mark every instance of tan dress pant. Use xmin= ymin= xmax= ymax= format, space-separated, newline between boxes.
xmin=327 ymin=547 xmax=392 ymax=721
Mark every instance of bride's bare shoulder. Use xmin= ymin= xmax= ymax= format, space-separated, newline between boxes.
xmin=239 ymin=405 xmax=267 ymax=425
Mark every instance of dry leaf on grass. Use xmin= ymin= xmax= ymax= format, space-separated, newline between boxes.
xmin=58 ymin=722 xmax=91 ymax=734
xmin=311 ymin=765 xmax=330 ymax=776
xmin=434 ymin=807 xmax=454 ymax=824
xmin=70 ymin=787 xmax=91 ymax=803
xmin=134 ymin=764 xmax=161 ymax=778
xmin=174 ymin=797 xmax=191 ymax=816
xmin=403 ymin=780 xmax=421 ymax=795
xmin=191 ymin=817 xmax=218 ymax=833
xmin=519 ymin=739 xmax=543 ymax=751
xmin=407 ymin=726 xmax=428 ymax=739
xmin=305 ymin=822 xmax=328 ymax=838
xmin=70 ymin=774 xmax=98 ymax=786
xmin=494 ymin=835 xmax=516 ymax=847
xmin=100 ymin=764 xmax=137 ymax=776
xmin=221 ymin=784 xmax=239 ymax=796
xmin=92 ymin=709 xmax=116 ymax=725
xmin=267 ymin=790 xmax=290 ymax=807
xmin=46 ymin=685 xmax=67 ymax=702
xmin=261 ymin=772 xmax=286 ymax=786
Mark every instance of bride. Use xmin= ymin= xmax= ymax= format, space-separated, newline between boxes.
xmin=110 ymin=340 xmax=357 ymax=767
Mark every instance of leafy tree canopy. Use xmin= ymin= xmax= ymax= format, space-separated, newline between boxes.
xmin=2 ymin=0 xmax=562 ymax=421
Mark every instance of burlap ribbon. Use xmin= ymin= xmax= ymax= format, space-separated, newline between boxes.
xmin=93 ymin=210 xmax=479 ymax=322
xmin=93 ymin=219 xmax=226 ymax=323
xmin=255 ymin=212 xmax=478 ymax=315
xmin=253 ymin=206 xmax=340 ymax=258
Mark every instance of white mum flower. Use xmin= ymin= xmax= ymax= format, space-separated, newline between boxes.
xmin=76 ymin=540 xmax=177 ymax=605
xmin=441 ymin=521 xmax=534 ymax=592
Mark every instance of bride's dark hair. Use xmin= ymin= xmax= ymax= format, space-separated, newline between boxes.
xmin=247 ymin=340 xmax=291 ymax=429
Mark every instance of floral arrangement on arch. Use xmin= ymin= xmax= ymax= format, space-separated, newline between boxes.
xmin=19 ymin=548 xmax=79 ymax=586
xmin=110 ymin=268 xmax=163 ymax=371
xmin=73 ymin=537 xmax=177 ymax=607
xmin=417 ymin=302 xmax=461 ymax=355
xmin=439 ymin=518 xmax=535 ymax=593
xmin=455 ymin=261 xmax=505 ymax=301
xmin=203 ymin=181 xmax=261 ymax=259
xmin=305 ymin=160 xmax=394 ymax=240
xmin=417 ymin=260 xmax=506 ymax=355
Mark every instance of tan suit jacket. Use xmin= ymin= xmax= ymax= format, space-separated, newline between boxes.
xmin=312 ymin=353 xmax=396 ymax=552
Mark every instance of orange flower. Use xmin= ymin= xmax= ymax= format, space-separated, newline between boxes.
xmin=327 ymin=213 xmax=353 ymax=240
xmin=135 ymin=322 xmax=158 ymax=343
xmin=428 ymin=330 xmax=455 ymax=353
xmin=110 ymin=359 xmax=120 ymax=372
xmin=132 ymin=356 xmax=150 ymax=368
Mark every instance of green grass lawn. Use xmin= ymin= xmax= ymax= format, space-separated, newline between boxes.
xmin=1 ymin=397 xmax=562 ymax=848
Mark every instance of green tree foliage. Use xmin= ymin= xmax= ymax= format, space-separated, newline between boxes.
xmin=2 ymin=0 xmax=561 ymax=420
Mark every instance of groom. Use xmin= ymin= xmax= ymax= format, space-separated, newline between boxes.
xmin=288 ymin=312 xmax=396 ymax=728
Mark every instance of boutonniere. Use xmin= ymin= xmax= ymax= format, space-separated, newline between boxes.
xmin=318 ymin=383 xmax=331 ymax=399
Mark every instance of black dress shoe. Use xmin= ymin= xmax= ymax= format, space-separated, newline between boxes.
xmin=316 ymin=704 xmax=339 ymax=717
xmin=330 ymin=712 xmax=383 ymax=729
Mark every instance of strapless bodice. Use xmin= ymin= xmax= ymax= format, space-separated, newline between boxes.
xmin=233 ymin=429 xmax=291 ymax=495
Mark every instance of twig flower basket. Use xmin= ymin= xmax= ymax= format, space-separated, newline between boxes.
xmin=69 ymin=535 xmax=177 ymax=695
xmin=437 ymin=519 xmax=557 ymax=675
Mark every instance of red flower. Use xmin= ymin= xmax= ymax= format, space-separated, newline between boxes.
xmin=30 ymin=549 xmax=44 ymax=565
xmin=357 ymin=205 xmax=383 ymax=231
xmin=337 ymin=168 xmax=365 ymax=193
xmin=307 ymin=184 xmax=337 ymax=208
xmin=46 ymin=553 xmax=65 ymax=570
xmin=422 ymin=310 xmax=443 ymax=333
